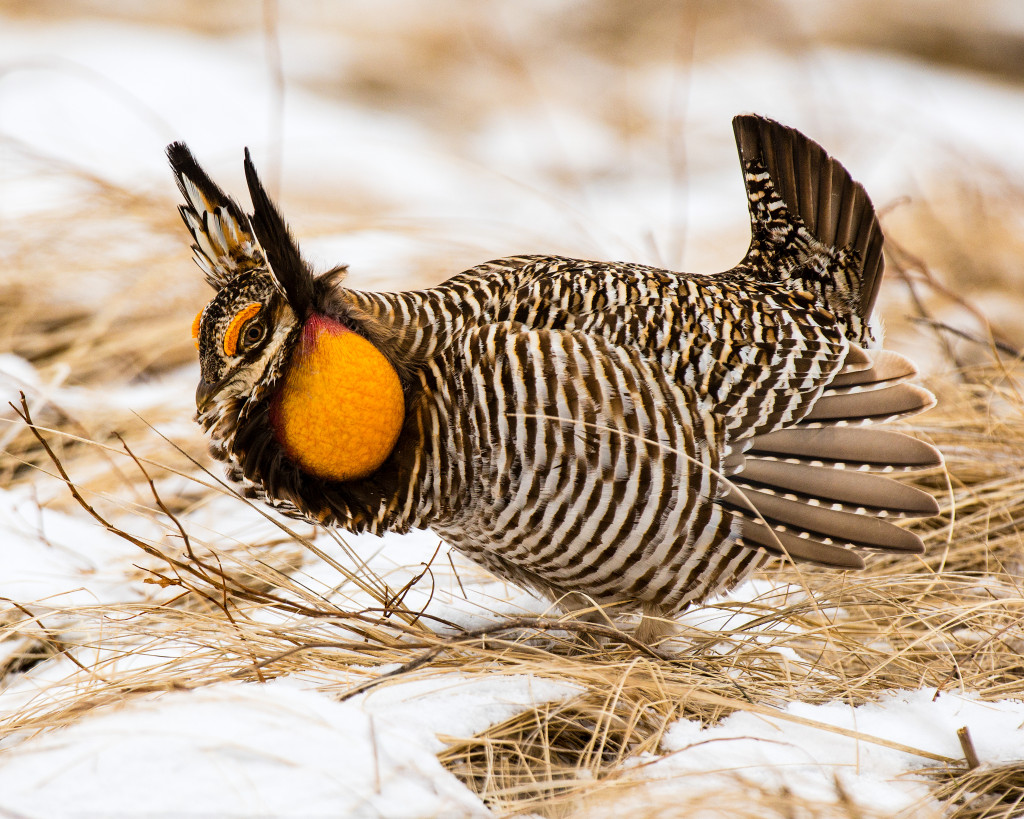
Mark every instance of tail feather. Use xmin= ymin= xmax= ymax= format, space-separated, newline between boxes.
xmin=728 ymin=491 xmax=926 ymax=554
xmin=800 ymin=382 xmax=935 ymax=425
xmin=733 ymin=459 xmax=939 ymax=517
xmin=724 ymin=442 xmax=935 ymax=568
xmin=841 ymin=344 xmax=873 ymax=372
xmin=733 ymin=115 xmax=884 ymax=336
xmin=722 ymin=344 xmax=941 ymax=568
xmin=737 ymin=519 xmax=869 ymax=569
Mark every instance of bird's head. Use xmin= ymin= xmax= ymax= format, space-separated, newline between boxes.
xmin=171 ymin=143 xmax=406 ymax=485
xmin=192 ymin=267 xmax=295 ymax=414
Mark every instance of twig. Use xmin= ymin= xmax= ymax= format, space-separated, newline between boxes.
xmin=958 ymin=725 xmax=981 ymax=770
xmin=448 ymin=551 xmax=468 ymax=599
xmin=910 ymin=316 xmax=1022 ymax=360
xmin=12 ymin=394 xmax=386 ymax=628
xmin=134 ymin=412 xmax=424 ymax=627
xmin=886 ymin=240 xmax=964 ymax=371
xmin=336 ymin=615 xmax=703 ymax=703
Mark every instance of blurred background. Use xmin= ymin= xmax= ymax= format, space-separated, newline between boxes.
xmin=2 ymin=0 xmax=1023 ymax=478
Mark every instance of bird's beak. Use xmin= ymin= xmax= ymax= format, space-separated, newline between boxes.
xmin=195 ymin=379 xmax=217 ymax=412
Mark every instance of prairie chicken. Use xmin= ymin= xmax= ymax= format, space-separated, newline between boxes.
xmin=170 ymin=115 xmax=941 ymax=641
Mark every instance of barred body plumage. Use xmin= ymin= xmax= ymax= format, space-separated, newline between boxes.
xmin=170 ymin=115 xmax=941 ymax=639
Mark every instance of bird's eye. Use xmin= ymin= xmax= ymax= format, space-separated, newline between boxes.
xmin=244 ymin=321 xmax=266 ymax=346
xmin=223 ymin=302 xmax=264 ymax=357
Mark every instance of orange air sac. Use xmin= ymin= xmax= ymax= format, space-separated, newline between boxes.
xmin=271 ymin=315 xmax=405 ymax=482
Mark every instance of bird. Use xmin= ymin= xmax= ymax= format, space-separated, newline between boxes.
xmin=169 ymin=115 xmax=941 ymax=642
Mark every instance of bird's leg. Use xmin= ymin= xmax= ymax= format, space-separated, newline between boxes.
xmin=634 ymin=604 xmax=679 ymax=646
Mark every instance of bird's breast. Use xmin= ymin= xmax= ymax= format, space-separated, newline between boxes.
xmin=270 ymin=314 xmax=405 ymax=482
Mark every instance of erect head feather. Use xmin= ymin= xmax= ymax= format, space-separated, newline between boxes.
xmin=243 ymin=148 xmax=315 ymax=319
xmin=167 ymin=141 xmax=265 ymax=291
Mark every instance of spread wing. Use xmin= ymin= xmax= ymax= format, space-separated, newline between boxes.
xmin=722 ymin=348 xmax=940 ymax=567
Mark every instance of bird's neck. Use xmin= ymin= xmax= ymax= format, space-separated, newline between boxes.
xmin=270 ymin=313 xmax=405 ymax=482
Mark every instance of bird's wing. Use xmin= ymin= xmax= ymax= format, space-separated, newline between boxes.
xmin=503 ymin=261 xmax=857 ymax=440
xmin=444 ymin=323 xmax=938 ymax=576
xmin=438 ymin=322 xmax=742 ymax=607
xmin=720 ymin=343 xmax=939 ymax=567
xmin=167 ymin=142 xmax=265 ymax=289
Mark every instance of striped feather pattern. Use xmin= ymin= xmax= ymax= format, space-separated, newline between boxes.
xmin=172 ymin=115 xmax=943 ymax=634
xmin=423 ymin=324 xmax=759 ymax=611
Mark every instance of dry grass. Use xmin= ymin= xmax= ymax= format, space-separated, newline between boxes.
xmin=6 ymin=376 xmax=1024 ymax=817
xmin=2 ymin=173 xmax=1024 ymax=817
xmin=2 ymin=5 xmax=1024 ymax=814
xmin=930 ymin=762 xmax=1024 ymax=819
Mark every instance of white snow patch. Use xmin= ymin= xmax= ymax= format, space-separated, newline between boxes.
xmin=0 ymin=488 xmax=149 ymax=608
xmin=0 ymin=680 xmax=490 ymax=818
xmin=354 ymin=672 xmax=582 ymax=752
xmin=632 ymin=689 xmax=1024 ymax=814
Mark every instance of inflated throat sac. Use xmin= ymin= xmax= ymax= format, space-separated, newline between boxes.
xmin=272 ymin=314 xmax=404 ymax=482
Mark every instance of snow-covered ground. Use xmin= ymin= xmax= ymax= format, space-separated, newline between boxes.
xmin=2 ymin=4 xmax=1023 ymax=817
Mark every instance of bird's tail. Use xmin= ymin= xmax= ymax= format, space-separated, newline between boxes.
xmin=733 ymin=115 xmax=884 ymax=345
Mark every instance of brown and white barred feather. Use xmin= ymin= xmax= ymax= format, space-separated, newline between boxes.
xmin=424 ymin=324 xmax=758 ymax=615
xmin=170 ymin=114 xmax=942 ymax=640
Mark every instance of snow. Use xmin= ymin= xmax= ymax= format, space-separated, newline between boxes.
xmin=353 ymin=672 xmax=582 ymax=753
xmin=0 ymin=680 xmax=490 ymax=819
xmin=0 ymin=669 xmax=576 ymax=818
xmin=2 ymin=4 xmax=1023 ymax=818
xmin=623 ymin=689 xmax=1024 ymax=815
xmin=0 ymin=487 xmax=149 ymax=607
